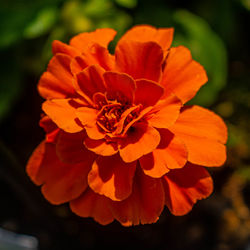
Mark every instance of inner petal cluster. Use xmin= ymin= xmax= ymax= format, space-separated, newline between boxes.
xmin=94 ymin=93 xmax=143 ymax=138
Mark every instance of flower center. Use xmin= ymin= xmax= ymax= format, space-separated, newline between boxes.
xmin=94 ymin=94 xmax=142 ymax=137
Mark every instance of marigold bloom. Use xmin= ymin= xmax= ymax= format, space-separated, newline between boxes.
xmin=26 ymin=25 xmax=227 ymax=226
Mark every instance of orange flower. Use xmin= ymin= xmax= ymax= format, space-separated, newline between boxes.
xmin=26 ymin=25 xmax=227 ymax=226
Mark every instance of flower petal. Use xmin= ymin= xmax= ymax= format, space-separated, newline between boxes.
xmin=27 ymin=142 xmax=94 ymax=204
xmin=104 ymin=71 xmax=136 ymax=103
xmin=42 ymin=99 xmax=83 ymax=133
xmin=169 ymin=105 xmax=227 ymax=166
xmin=38 ymin=54 xmax=75 ymax=99
xmin=147 ymin=94 xmax=182 ymax=129
xmin=70 ymin=189 xmax=114 ymax=225
xmin=26 ymin=141 xmax=47 ymax=186
xmin=134 ymin=79 xmax=164 ymax=107
xmin=52 ymin=40 xmax=79 ymax=57
xmin=161 ymin=46 xmax=208 ymax=103
xmin=70 ymin=28 xmax=116 ymax=51
xmin=171 ymin=105 xmax=228 ymax=144
xmin=76 ymin=107 xmax=104 ymax=140
xmin=110 ymin=168 xmax=165 ymax=226
xmin=56 ymin=130 xmax=95 ymax=164
xmin=84 ymin=138 xmax=118 ymax=156
xmin=140 ymin=129 xmax=188 ymax=178
xmin=41 ymin=160 xmax=92 ymax=205
xmin=115 ymin=40 xmax=164 ymax=82
xmin=88 ymin=154 xmax=136 ymax=201
xmin=162 ymin=163 xmax=213 ymax=215
xmin=119 ymin=25 xmax=174 ymax=52
xmin=119 ymin=123 xmax=160 ymax=163
xmin=70 ymin=45 xmax=115 ymax=74
xmin=39 ymin=116 xmax=60 ymax=143
xmin=73 ymin=65 xmax=106 ymax=105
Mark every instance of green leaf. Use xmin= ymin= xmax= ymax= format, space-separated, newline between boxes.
xmin=115 ymin=0 xmax=137 ymax=8
xmin=240 ymin=0 xmax=250 ymax=10
xmin=23 ymin=7 xmax=59 ymax=39
xmin=172 ymin=10 xmax=228 ymax=107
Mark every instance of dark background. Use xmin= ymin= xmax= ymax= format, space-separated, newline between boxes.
xmin=0 ymin=0 xmax=250 ymax=249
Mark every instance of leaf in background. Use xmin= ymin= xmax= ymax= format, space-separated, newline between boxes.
xmin=172 ymin=10 xmax=227 ymax=107
xmin=240 ymin=0 xmax=250 ymax=10
xmin=115 ymin=0 xmax=137 ymax=8
xmin=0 ymin=0 xmax=64 ymax=49
xmin=23 ymin=7 xmax=59 ymax=39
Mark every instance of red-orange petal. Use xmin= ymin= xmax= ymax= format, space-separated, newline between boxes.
xmin=88 ymin=154 xmax=136 ymax=201
xmin=110 ymin=168 xmax=165 ymax=226
xmin=39 ymin=116 xmax=60 ymax=143
xmin=115 ymin=40 xmax=164 ymax=82
xmin=56 ymin=130 xmax=95 ymax=164
xmin=140 ymin=129 xmax=188 ymax=178
xmin=70 ymin=45 xmax=115 ymax=74
xmin=119 ymin=123 xmax=160 ymax=163
xmin=134 ymin=79 xmax=164 ymax=107
xmin=119 ymin=25 xmax=174 ymax=52
xmin=161 ymin=46 xmax=208 ymax=104
xmin=104 ymin=71 xmax=136 ymax=103
xmin=41 ymin=160 xmax=92 ymax=205
xmin=38 ymin=54 xmax=75 ymax=99
xmin=26 ymin=141 xmax=47 ymax=186
xmin=147 ymin=94 xmax=182 ymax=129
xmin=42 ymin=99 xmax=83 ymax=133
xmin=76 ymin=107 xmax=104 ymax=140
xmin=27 ymin=142 xmax=94 ymax=204
xmin=169 ymin=105 xmax=227 ymax=166
xmin=84 ymin=138 xmax=118 ymax=156
xmin=70 ymin=189 xmax=114 ymax=225
xmin=52 ymin=40 xmax=79 ymax=58
xmin=70 ymin=28 xmax=116 ymax=51
xmin=171 ymin=105 xmax=228 ymax=144
xmin=73 ymin=65 xmax=106 ymax=105
xmin=162 ymin=163 xmax=213 ymax=216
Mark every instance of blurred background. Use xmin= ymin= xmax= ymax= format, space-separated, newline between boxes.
xmin=0 ymin=0 xmax=249 ymax=249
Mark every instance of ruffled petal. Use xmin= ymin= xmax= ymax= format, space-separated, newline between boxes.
xmin=110 ymin=168 xmax=165 ymax=226
xmin=171 ymin=105 xmax=227 ymax=144
xmin=162 ymin=163 xmax=213 ymax=215
xmin=76 ymin=107 xmax=104 ymax=140
xmin=88 ymin=154 xmax=136 ymax=201
xmin=119 ymin=25 xmax=174 ymax=52
xmin=104 ymin=71 xmax=136 ymax=103
xmin=73 ymin=65 xmax=106 ymax=105
xmin=161 ymin=46 xmax=208 ymax=103
xmin=70 ymin=28 xmax=116 ymax=51
xmin=27 ymin=142 xmax=94 ymax=204
xmin=169 ymin=105 xmax=227 ymax=166
xmin=56 ymin=130 xmax=95 ymax=164
xmin=38 ymin=54 xmax=75 ymax=99
xmin=115 ymin=40 xmax=164 ymax=82
xmin=52 ymin=40 xmax=79 ymax=57
xmin=41 ymin=160 xmax=92 ymax=205
xmin=147 ymin=94 xmax=182 ymax=129
xmin=26 ymin=141 xmax=47 ymax=186
xmin=84 ymin=138 xmax=118 ymax=156
xmin=42 ymin=99 xmax=83 ymax=133
xmin=134 ymin=79 xmax=164 ymax=107
xmin=119 ymin=123 xmax=160 ymax=163
xmin=70 ymin=189 xmax=114 ymax=225
xmin=39 ymin=116 xmax=60 ymax=143
xmin=140 ymin=129 xmax=188 ymax=178
xmin=70 ymin=45 xmax=115 ymax=74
